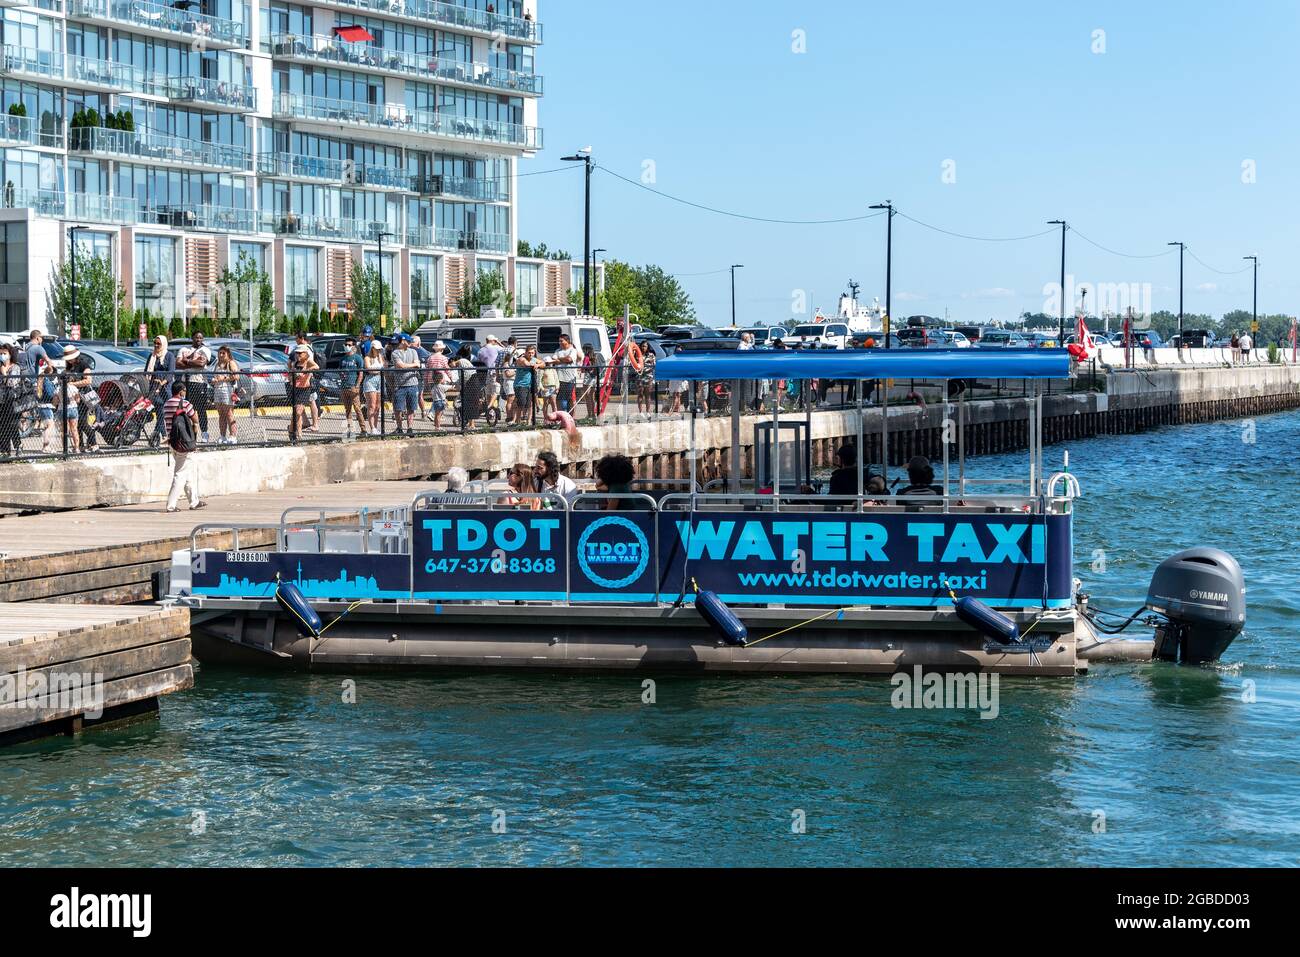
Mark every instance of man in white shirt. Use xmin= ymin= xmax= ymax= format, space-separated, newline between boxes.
xmin=1239 ymin=331 xmax=1253 ymax=363
xmin=533 ymin=451 xmax=578 ymax=503
xmin=176 ymin=332 xmax=213 ymax=443
xmin=549 ymin=334 xmax=580 ymax=413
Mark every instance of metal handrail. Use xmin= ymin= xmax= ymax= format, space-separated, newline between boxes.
xmin=188 ymin=522 xmax=281 ymax=555
xmin=569 ymin=493 xmax=661 ymax=511
xmin=656 ymin=491 xmax=1057 ymax=514
xmin=409 ymin=489 xmax=569 ymax=511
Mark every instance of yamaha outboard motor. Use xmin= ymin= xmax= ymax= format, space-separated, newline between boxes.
xmin=1145 ymin=548 xmax=1246 ymax=664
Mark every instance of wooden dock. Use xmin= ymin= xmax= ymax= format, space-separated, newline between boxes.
xmin=0 ymin=602 xmax=193 ymax=745
xmin=0 ymin=480 xmax=426 ymax=605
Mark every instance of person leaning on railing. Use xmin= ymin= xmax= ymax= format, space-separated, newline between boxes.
xmin=0 ymin=345 xmax=22 ymax=457
xmin=211 ymin=345 xmax=240 ymax=445
xmin=289 ymin=344 xmax=319 ymax=441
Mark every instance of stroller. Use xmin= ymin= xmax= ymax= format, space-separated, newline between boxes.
xmin=454 ymin=367 xmax=500 ymax=429
xmin=94 ymin=376 xmax=160 ymax=449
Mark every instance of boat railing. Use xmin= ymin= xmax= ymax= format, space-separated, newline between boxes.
xmin=656 ymin=492 xmax=1061 ymax=514
xmin=188 ymin=523 xmax=287 ymax=556
xmin=409 ymin=490 xmax=570 ymax=511
xmin=570 ymin=493 xmax=661 ymax=511
xmin=278 ymin=505 xmax=411 ymax=555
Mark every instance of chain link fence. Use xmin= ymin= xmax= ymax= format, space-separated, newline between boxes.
xmin=0 ymin=363 xmax=1084 ymax=462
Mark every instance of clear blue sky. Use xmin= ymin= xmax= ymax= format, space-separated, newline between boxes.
xmin=517 ymin=1 xmax=1294 ymax=327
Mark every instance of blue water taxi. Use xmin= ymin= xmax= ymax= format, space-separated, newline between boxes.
xmin=170 ymin=349 xmax=1244 ymax=676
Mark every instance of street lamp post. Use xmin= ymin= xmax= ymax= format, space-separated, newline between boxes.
xmin=1168 ymin=242 xmax=1186 ymax=343
xmin=561 ymin=148 xmax=593 ymax=315
xmin=1244 ymin=255 xmax=1258 ymax=357
xmin=730 ymin=264 xmax=743 ymax=327
xmin=373 ymin=225 xmax=394 ymax=327
xmin=869 ymin=202 xmax=895 ymax=348
xmin=1048 ymin=220 xmax=1067 ymax=344
xmin=592 ymin=248 xmax=606 ymax=312
xmin=68 ymin=225 xmax=86 ymax=340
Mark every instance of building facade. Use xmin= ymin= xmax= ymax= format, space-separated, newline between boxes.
xmin=0 ymin=0 xmax=572 ymax=334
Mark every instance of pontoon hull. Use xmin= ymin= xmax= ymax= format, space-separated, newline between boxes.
xmin=188 ymin=600 xmax=1088 ymax=676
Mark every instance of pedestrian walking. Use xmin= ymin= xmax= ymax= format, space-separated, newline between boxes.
xmin=163 ymin=382 xmax=205 ymax=512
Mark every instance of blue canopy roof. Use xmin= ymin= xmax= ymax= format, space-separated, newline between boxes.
xmin=655 ymin=348 xmax=1073 ymax=381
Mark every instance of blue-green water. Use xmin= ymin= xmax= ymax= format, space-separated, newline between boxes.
xmin=3 ymin=414 xmax=1299 ymax=867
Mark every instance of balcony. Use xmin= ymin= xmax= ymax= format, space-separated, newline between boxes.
xmin=0 ymin=189 xmax=138 ymax=225
xmin=274 ymin=93 xmax=542 ymax=151
xmin=145 ymin=203 xmax=257 ymax=233
xmin=406 ymin=224 xmax=510 ymax=253
xmin=1 ymin=45 xmax=64 ymax=81
xmin=268 ymin=33 xmax=541 ymax=95
xmin=162 ymin=75 xmax=256 ymax=112
xmin=257 ymin=151 xmax=413 ymax=191
xmin=260 ymin=211 xmax=389 ymax=243
xmin=66 ymin=0 xmax=247 ymax=50
xmin=9 ymin=51 xmax=258 ymax=111
xmin=416 ymin=173 xmax=508 ymax=203
xmin=311 ymin=0 xmax=541 ymax=44
xmin=68 ymin=125 xmax=251 ymax=171
xmin=0 ymin=113 xmax=63 ymax=149
xmin=68 ymin=192 xmax=139 ymax=225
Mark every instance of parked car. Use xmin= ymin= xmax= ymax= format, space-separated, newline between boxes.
xmin=740 ymin=326 xmax=788 ymax=346
xmin=850 ymin=331 xmax=901 ymax=349
xmin=897 ymin=327 xmax=937 ymax=348
xmin=784 ymin=322 xmax=851 ymax=350
xmin=976 ymin=330 xmax=1030 ymax=348
xmin=1028 ymin=332 xmax=1061 ymax=348
xmin=935 ymin=330 xmax=973 ymax=348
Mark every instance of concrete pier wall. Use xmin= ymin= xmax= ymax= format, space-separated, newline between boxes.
xmin=4 ymin=363 xmax=1299 ymax=512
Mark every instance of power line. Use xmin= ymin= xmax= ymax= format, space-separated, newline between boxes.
xmin=595 ymin=165 xmax=887 ymax=225
xmin=896 ymin=212 xmax=1057 ymax=243
xmin=1069 ymin=226 xmax=1176 ymax=260
xmin=1187 ymin=249 xmax=1254 ymax=276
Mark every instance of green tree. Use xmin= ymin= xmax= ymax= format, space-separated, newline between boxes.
xmin=457 ymin=269 xmax=513 ymax=319
xmin=348 ymin=260 xmax=395 ymax=330
xmin=214 ymin=249 xmax=275 ymax=336
xmin=635 ymin=264 xmax=694 ymax=327
xmin=45 ymin=249 xmax=125 ymax=340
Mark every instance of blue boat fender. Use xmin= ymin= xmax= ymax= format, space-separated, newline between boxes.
xmin=695 ymin=588 xmax=749 ymax=647
xmin=275 ymin=579 xmax=324 ymax=640
xmin=952 ymin=594 xmax=1019 ymax=645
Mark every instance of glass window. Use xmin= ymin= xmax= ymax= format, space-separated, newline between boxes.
xmin=514 ymin=261 xmax=539 ymax=313
xmin=0 ymin=220 xmax=26 ymax=285
xmin=135 ymin=235 xmax=177 ymax=317
xmin=284 ymin=245 xmax=318 ymax=318
xmin=410 ymin=253 xmax=438 ymax=318
xmin=231 ymin=241 xmax=265 ymax=272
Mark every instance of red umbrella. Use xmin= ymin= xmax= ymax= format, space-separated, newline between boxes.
xmin=333 ymin=25 xmax=374 ymax=43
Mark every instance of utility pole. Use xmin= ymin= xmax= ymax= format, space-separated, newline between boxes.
xmin=730 ymin=264 xmax=743 ymax=327
xmin=869 ymin=202 xmax=895 ymax=347
xmin=1168 ymin=242 xmax=1186 ymax=342
xmin=1048 ymin=220 xmax=1067 ymax=344
xmin=561 ymin=148 xmax=593 ymax=314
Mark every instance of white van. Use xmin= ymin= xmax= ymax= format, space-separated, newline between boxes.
xmin=416 ymin=306 xmax=613 ymax=361
xmin=784 ymin=321 xmax=851 ymax=350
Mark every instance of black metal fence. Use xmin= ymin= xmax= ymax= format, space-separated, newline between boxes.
xmin=0 ymin=363 xmax=1090 ymax=462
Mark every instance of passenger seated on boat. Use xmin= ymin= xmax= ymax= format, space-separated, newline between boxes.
xmin=896 ymin=456 xmax=943 ymax=498
xmin=863 ymin=475 xmax=889 ymax=506
xmin=827 ymin=443 xmax=860 ymax=496
xmin=427 ymin=467 xmax=482 ymax=506
xmin=592 ymin=454 xmax=650 ymax=511
xmin=500 ymin=463 xmax=542 ymax=509
xmin=534 ymin=451 xmax=578 ymax=503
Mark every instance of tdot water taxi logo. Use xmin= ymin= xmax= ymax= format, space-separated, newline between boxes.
xmin=577 ymin=517 xmax=650 ymax=590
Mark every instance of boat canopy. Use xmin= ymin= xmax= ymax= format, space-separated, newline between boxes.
xmin=655 ymin=348 xmax=1072 ymax=381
